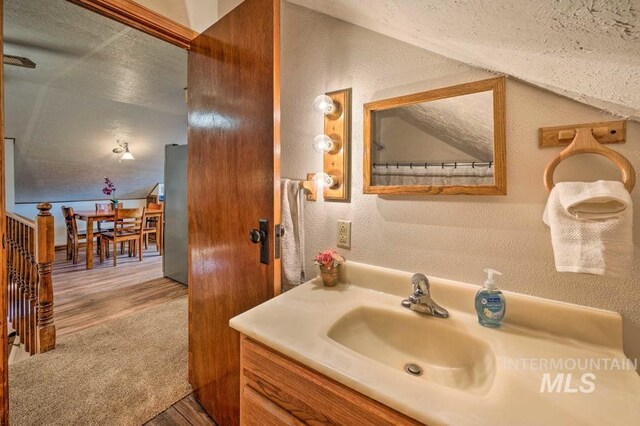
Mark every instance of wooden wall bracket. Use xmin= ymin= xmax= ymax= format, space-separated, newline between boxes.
xmin=539 ymin=120 xmax=626 ymax=148
xmin=300 ymin=173 xmax=317 ymax=201
xmin=323 ymin=88 xmax=351 ymax=202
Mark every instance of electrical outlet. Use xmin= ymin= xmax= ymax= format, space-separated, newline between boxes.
xmin=337 ymin=220 xmax=351 ymax=249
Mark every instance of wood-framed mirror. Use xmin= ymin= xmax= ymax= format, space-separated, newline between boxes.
xmin=363 ymin=77 xmax=506 ymax=195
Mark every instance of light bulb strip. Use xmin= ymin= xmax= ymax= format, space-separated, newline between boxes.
xmin=321 ymin=88 xmax=351 ymax=201
xmin=302 ymin=88 xmax=351 ymax=201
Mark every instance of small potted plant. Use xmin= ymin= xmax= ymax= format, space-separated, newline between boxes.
xmin=102 ymin=177 xmax=118 ymax=206
xmin=314 ymin=250 xmax=345 ymax=287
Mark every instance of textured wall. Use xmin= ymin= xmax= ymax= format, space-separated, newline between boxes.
xmin=4 ymin=0 xmax=187 ymax=203
xmin=281 ymin=3 xmax=640 ymax=362
xmin=6 ymin=78 xmax=186 ymax=202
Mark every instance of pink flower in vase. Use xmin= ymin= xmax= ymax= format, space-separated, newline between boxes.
xmin=314 ymin=250 xmax=345 ymax=269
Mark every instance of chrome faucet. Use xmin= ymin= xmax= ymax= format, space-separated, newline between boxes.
xmin=401 ymin=273 xmax=449 ymax=318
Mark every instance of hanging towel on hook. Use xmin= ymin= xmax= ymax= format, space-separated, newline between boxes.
xmin=281 ymin=179 xmax=306 ymax=292
xmin=543 ymin=180 xmax=633 ymax=278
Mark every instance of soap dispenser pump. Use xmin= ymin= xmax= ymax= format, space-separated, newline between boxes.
xmin=475 ymin=269 xmax=505 ymax=328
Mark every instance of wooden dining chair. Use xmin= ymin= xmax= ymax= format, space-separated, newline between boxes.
xmin=99 ymin=207 xmax=146 ymax=267
xmin=62 ymin=206 xmax=101 ymax=264
xmin=143 ymin=202 xmax=163 ymax=251
xmin=95 ymin=202 xmax=122 ymax=231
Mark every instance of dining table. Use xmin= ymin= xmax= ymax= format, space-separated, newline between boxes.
xmin=74 ymin=207 xmax=164 ymax=270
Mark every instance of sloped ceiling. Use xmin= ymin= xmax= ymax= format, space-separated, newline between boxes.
xmin=396 ymin=91 xmax=494 ymax=161
xmin=289 ymin=0 xmax=640 ymax=120
xmin=4 ymin=0 xmax=187 ymax=203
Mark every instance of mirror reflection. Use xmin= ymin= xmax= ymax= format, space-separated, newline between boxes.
xmin=364 ymin=77 xmax=506 ymax=195
xmin=372 ymin=90 xmax=494 ymax=186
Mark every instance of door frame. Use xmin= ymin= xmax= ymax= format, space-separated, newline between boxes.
xmin=0 ymin=0 xmax=7 ymax=422
xmin=68 ymin=0 xmax=198 ymax=48
xmin=0 ymin=1 xmax=202 ymax=423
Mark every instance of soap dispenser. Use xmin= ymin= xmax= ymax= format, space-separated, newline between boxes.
xmin=474 ymin=269 xmax=505 ymax=328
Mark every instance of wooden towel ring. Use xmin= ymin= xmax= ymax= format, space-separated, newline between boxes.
xmin=544 ymin=127 xmax=636 ymax=192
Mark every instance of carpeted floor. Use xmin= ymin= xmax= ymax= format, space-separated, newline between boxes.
xmin=9 ymin=296 xmax=190 ymax=426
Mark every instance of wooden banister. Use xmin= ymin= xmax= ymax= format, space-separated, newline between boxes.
xmin=6 ymin=212 xmax=35 ymax=227
xmin=147 ymin=182 xmax=161 ymax=197
xmin=6 ymin=203 xmax=56 ymax=355
xmin=35 ymin=203 xmax=55 ymax=352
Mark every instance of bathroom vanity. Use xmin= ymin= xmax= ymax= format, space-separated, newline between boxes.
xmin=230 ymin=262 xmax=640 ymax=425
xmin=239 ymin=336 xmax=419 ymax=425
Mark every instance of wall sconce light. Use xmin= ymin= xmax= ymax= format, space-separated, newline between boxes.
xmin=313 ymin=172 xmax=338 ymax=190
xmin=303 ymin=89 xmax=351 ymax=202
xmin=112 ymin=140 xmax=135 ymax=161
xmin=313 ymin=94 xmax=342 ymax=120
xmin=312 ymin=134 xmax=341 ymax=154
xmin=300 ymin=171 xmax=340 ymax=202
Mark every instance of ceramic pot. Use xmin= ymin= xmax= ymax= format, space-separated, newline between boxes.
xmin=320 ymin=265 xmax=339 ymax=287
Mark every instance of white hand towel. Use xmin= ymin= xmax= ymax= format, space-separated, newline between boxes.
xmin=281 ymin=179 xmax=306 ymax=292
xmin=543 ymin=180 xmax=633 ymax=278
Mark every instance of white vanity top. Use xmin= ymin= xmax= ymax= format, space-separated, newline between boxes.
xmin=230 ymin=261 xmax=640 ymax=426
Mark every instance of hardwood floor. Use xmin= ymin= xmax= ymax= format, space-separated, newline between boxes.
xmin=145 ymin=394 xmax=216 ymax=426
xmin=53 ymin=245 xmax=187 ymax=336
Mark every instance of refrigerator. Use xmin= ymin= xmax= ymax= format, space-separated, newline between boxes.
xmin=163 ymin=144 xmax=188 ymax=285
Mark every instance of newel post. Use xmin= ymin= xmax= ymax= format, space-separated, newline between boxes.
xmin=35 ymin=203 xmax=55 ymax=353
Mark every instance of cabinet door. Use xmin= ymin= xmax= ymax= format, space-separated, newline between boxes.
xmin=241 ymin=337 xmax=423 ymax=426
xmin=242 ymin=386 xmax=304 ymax=426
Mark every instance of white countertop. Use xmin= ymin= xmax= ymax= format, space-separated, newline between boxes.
xmin=230 ymin=261 xmax=640 ymax=426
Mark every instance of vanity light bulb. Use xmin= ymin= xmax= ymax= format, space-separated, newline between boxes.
xmin=313 ymin=95 xmax=335 ymax=115
xmin=313 ymin=172 xmax=334 ymax=190
xmin=312 ymin=135 xmax=333 ymax=153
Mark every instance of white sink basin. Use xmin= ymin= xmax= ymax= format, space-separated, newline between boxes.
xmin=327 ymin=306 xmax=496 ymax=394
xmin=231 ymin=261 xmax=640 ymax=425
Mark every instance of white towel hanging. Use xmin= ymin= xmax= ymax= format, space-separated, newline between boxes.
xmin=543 ymin=180 xmax=633 ymax=278
xmin=280 ymin=179 xmax=306 ymax=292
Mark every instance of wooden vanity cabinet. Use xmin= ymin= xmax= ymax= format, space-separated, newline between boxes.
xmin=240 ymin=336 xmax=423 ymax=426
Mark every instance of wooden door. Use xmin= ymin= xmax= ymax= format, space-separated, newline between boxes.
xmin=0 ymin=0 xmax=8 ymax=423
xmin=187 ymin=1 xmax=281 ymax=425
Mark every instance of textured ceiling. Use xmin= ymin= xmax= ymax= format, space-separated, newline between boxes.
xmin=397 ymin=91 xmax=494 ymax=161
xmin=4 ymin=0 xmax=187 ymax=203
xmin=288 ymin=0 xmax=640 ymax=120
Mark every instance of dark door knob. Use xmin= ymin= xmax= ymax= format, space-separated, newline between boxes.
xmin=249 ymin=229 xmax=261 ymax=244
xmin=250 ymin=219 xmax=269 ymax=265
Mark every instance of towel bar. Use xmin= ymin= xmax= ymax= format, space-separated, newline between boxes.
xmin=541 ymin=121 xmax=635 ymax=193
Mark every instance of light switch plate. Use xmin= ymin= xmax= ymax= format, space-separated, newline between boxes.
xmin=337 ymin=220 xmax=351 ymax=249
